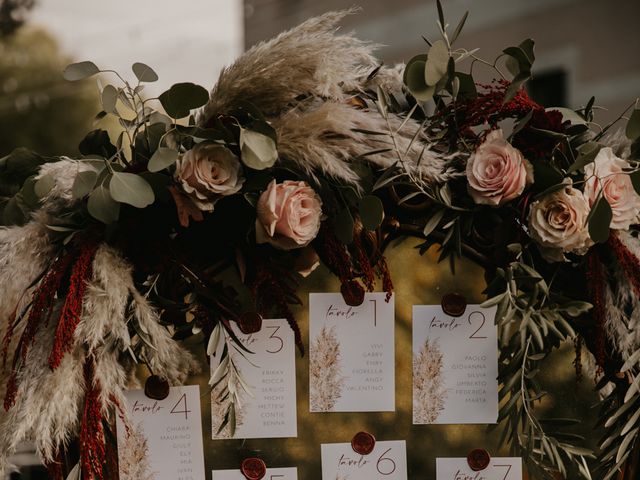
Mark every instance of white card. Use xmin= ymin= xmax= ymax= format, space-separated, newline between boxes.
xmin=212 ymin=467 xmax=298 ymax=479
xmin=413 ymin=304 xmax=498 ymax=424
xmin=211 ymin=319 xmax=297 ymax=439
xmin=116 ymin=385 xmax=205 ymax=480
xmin=309 ymin=292 xmax=395 ymax=412
xmin=436 ymin=457 xmax=522 ymax=479
xmin=321 ymin=440 xmax=407 ymax=479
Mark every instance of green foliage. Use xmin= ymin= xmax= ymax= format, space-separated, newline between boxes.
xmin=239 ymin=128 xmax=278 ymax=170
xmin=63 ymin=61 xmax=100 ymax=81
xmin=158 ymin=82 xmax=209 ymax=119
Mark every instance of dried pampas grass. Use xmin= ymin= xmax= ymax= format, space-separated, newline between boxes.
xmin=0 ymin=242 xmax=199 ymax=473
xmin=310 ymin=326 xmax=345 ymax=412
xmin=413 ymin=338 xmax=446 ymax=423
xmin=198 ymin=9 xmax=377 ymax=121
xmin=197 ymin=10 xmax=456 ymax=189
xmin=273 ymin=100 xmax=456 ymax=187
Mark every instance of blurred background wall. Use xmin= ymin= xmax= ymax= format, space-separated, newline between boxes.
xmin=245 ymin=0 xmax=640 ymax=124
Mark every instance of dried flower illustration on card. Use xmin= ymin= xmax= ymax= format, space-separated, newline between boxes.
xmin=310 ymin=326 xmax=346 ymax=411
xmin=413 ymin=338 xmax=447 ymax=423
xmin=118 ymin=422 xmax=157 ymax=480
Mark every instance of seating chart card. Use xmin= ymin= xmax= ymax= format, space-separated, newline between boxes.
xmin=309 ymin=292 xmax=395 ymax=412
xmin=413 ymin=304 xmax=499 ymax=424
xmin=211 ymin=319 xmax=297 ymax=439
xmin=321 ymin=440 xmax=408 ymax=479
xmin=116 ymin=385 xmax=206 ymax=480
xmin=436 ymin=457 xmax=522 ymax=479
xmin=212 ymin=467 xmax=298 ymax=479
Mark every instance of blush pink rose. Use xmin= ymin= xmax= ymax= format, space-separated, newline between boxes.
xmin=583 ymin=147 xmax=640 ymax=230
xmin=466 ymin=129 xmax=533 ymax=206
xmin=528 ymin=181 xmax=593 ymax=262
xmin=256 ymin=180 xmax=322 ymax=250
xmin=174 ymin=143 xmax=245 ymax=211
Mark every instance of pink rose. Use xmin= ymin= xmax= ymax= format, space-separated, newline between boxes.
xmin=256 ymin=180 xmax=322 ymax=250
xmin=583 ymin=147 xmax=640 ymax=230
xmin=174 ymin=143 xmax=245 ymax=211
xmin=528 ymin=181 xmax=593 ymax=262
xmin=466 ymin=129 xmax=533 ymax=206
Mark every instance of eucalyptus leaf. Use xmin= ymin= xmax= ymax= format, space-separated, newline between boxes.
xmin=34 ymin=175 xmax=55 ymax=198
xmin=63 ymin=61 xmax=99 ymax=81
xmin=626 ymin=109 xmax=640 ymax=140
xmin=101 ymin=84 xmax=118 ymax=113
xmin=239 ymin=128 xmax=278 ymax=170
xmin=450 ymin=11 xmax=468 ymax=44
xmin=159 ymin=82 xmax=209 ymax=118
xmin=425 ymin=40 xmax=449 ymax=86
xmin=148 ymin=147 xmax=179 ymax=172
xmin=359 ymin=195 xmax=384 ymax=231
xmin=568 ymin=142 xmax=601 ymax=173
xmin=403 ymin=55 xmax=435 ymax=102
xmin=87 ymin=185 xmax=120 ymax=224
xmin=588 ymin=196 xmax=612 ymax=243
xmin=132 ymin=62 xmax=159 ymax=82
xmin=109 ymin=172 xmax=155 ymax=208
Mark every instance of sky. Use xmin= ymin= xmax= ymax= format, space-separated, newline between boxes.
xmin=30 ymin=0 xmax=244 ymax=96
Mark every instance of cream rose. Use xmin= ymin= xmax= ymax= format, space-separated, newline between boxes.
xmin=583 ymin=147 xmax=640 ymax=230
xmin=256 ymin=180 xmax=322 ymax=250
xmin=466 ymin=129 xmax=533 ymax=206
xmin=528 ymin=182 xmax=593 ymax=262
xmin=174 ymin=143 xmax=245 ymax=211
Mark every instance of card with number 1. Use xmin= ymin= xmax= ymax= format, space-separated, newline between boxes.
xmin=309 ymin=292 xmax=395 ymax=412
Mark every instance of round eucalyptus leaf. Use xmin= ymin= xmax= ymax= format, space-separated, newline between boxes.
xmin=404 ymin=59 xmax=435 ymax=102
xmin=359 ymin=195 xmax=385 ymax=231
xmin=132 ymin=62 xmax=159 ymax=83
xmin=148 ymin=147 xmax=179 ymax=172
xmin=425 ymin=40 xmax=449 ymax=86
xmin=109 ymin=172 xmax=155 ymax=208
xmin=87 ymin=185 xmax=120 ymax=224
xmin=239 ymin=128 xmax=278 ymax=170
xmin=159 ymin=82 xmax=209 ymax=119
xmin=63 ymin=61 xmax=100 ymax=81
xmin=626 ymin=109 xmax=640 ymax=140
xmin=34 ymin=175 xmax=55 ymax=198
xmin=72 ymin=170 xmax=98 ymax=199
xmin=101 ymin=85 xmax=118 ymax=114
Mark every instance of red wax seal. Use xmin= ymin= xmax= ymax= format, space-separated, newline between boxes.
xmin=467 ymin=448 xmax=491 ymax=471
xmin=144 ymin=375 xmax=170 ymax=401
xmin=351 ymin=431 xmax=376 ymax=455
xmin=241 ymin=457 xmax=267 ymax=480
xmin=238 ymin=312 xmax=263 ymax=334
xmin=441 ymin=292 xmax=467 ymax=317
xmin=341 ymin=280 xmax=366 ymax=307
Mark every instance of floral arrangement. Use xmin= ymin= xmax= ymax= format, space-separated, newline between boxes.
xmin=0 ymin=4 xmax=639 ymax=479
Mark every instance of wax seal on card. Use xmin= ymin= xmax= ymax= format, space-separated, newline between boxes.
xmin=241 ymin=457 xmax=267 ymax=480
xmin=144 ymin=375 xmax=170 ymax=400
xmin=238 ymin=312 xmax=263 ymax=334
xmin=351 ymin=431 xmax=376 ymax=455
xmin=467 ymin=448 xmax=491 ymax=471
xmin=441 ymin=292 xmax=467 ymax=317
xmin=341 ymin=280 xmax=365 ymax=307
